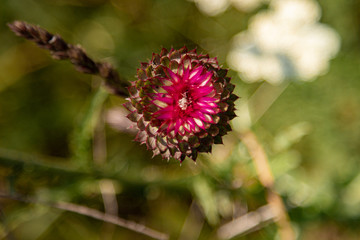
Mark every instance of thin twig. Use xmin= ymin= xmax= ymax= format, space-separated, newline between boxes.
xmin=0 ymin=192 xmax=169 ymax=240
xmin=217 ymin=204 xmax=275 ymax=239
xmin=99 ymin=180 xmax=118 ymax=239
xmin=240 ymin=131 xmax=295 ymax=240
xmin=7 ymin=21 xmax=129 ymax=97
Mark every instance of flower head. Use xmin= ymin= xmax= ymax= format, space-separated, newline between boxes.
xmin=124 ymin=47 xmax=238 ymax=162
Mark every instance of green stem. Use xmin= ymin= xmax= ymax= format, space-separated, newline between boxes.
xmin=0 ymin=147 xmax=192 ymax=191
xmin=71 ymin=87 xmax=109 ymax=169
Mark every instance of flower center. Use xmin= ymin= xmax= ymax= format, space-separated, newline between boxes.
xmin=178 ymin=92 xmax=190 ymax=111
xmin=152 ymin=66 xmax=220 ymax=135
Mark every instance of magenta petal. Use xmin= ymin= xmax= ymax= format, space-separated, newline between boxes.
xmin=193 ymin=86 xmax=214 ymax=97
xmin=191 ymin=111 xmax=213 ymax=123
xmin=174 ymin=118 xmax=182 ymax=134
xmin=154 ymin=96 xmax=173 ymax=105
xmin=192 ymin=71 xmax=212 ymax=85
xmin=197 ymin=102 xmax=218 ymax=108
xmin=189 ymin=111 xmax=200 ymax=118
xmin=198 ymin=97 xmax=217 ymax=103
xmin=201 ymin=113 xmax=213 ymax=123
xmin=156 ymin=113 xmax=172 ymax=120
xmin=189 ymin=66 xmax=203 ymax=82
xmin=155 ymin=108 xmax=174 ymax=119
xmin=163 ymin=85 xmax=175 ymax=93
xmin=200 ymin=108 xmax=217 ymax=114
xmin=166 ymin=68 xmax=181 ymax=83
xmin=208 ymin=102 xmax=218 ymax=108
xmin=187 ymin=118 xmax=197 ymax=131
xmin=196 ymin=102 xmax=213 ymax=108
xmin=182 ymin=67 xmax=190 ymax=81
xmin=198 ymin=72 xmax=212 ymax=86
xmin=195 ymin=111 xmax=208 ymax=122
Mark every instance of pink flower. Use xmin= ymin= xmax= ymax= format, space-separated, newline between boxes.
xmin=124 ymin=47 xmax=237 ymax=162
xmin=153 ymin=66 xmax=219 ymax=136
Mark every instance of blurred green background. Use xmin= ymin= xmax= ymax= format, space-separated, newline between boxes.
xmin=0 ymin=0 xmax=360 ymax=239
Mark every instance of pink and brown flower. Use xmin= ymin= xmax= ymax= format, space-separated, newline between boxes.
xmin=124 ymin=47 xmax=238 ymax=162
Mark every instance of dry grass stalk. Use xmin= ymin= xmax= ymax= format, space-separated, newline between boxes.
xmin=0 ymin=192 xmax=168 ymax=240
xmin=240 ymin=130 xmax=296 ymax=240
xmin=8 ymin=21 xmax=129 ymax=97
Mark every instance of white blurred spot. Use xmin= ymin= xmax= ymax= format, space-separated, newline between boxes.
xmin=105 ymin=107 xmax=137 ymax=134
xmin=272 ymin=0 xmax=321 ymax=25
xmin=227 ymin=0 xmax=341 ymax=84
xmin=189 ymin=0 xmax=230 ymax=16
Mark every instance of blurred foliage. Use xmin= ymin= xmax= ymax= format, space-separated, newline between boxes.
xmin=0 ymin=0 xmax=360 ymax=239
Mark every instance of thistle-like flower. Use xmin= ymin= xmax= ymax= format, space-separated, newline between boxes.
xmin=124 ymin=47 xmax=238 ymax=162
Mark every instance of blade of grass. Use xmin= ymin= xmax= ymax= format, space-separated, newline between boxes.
xmin=71 ymin=86 xmax=108 ymax=169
